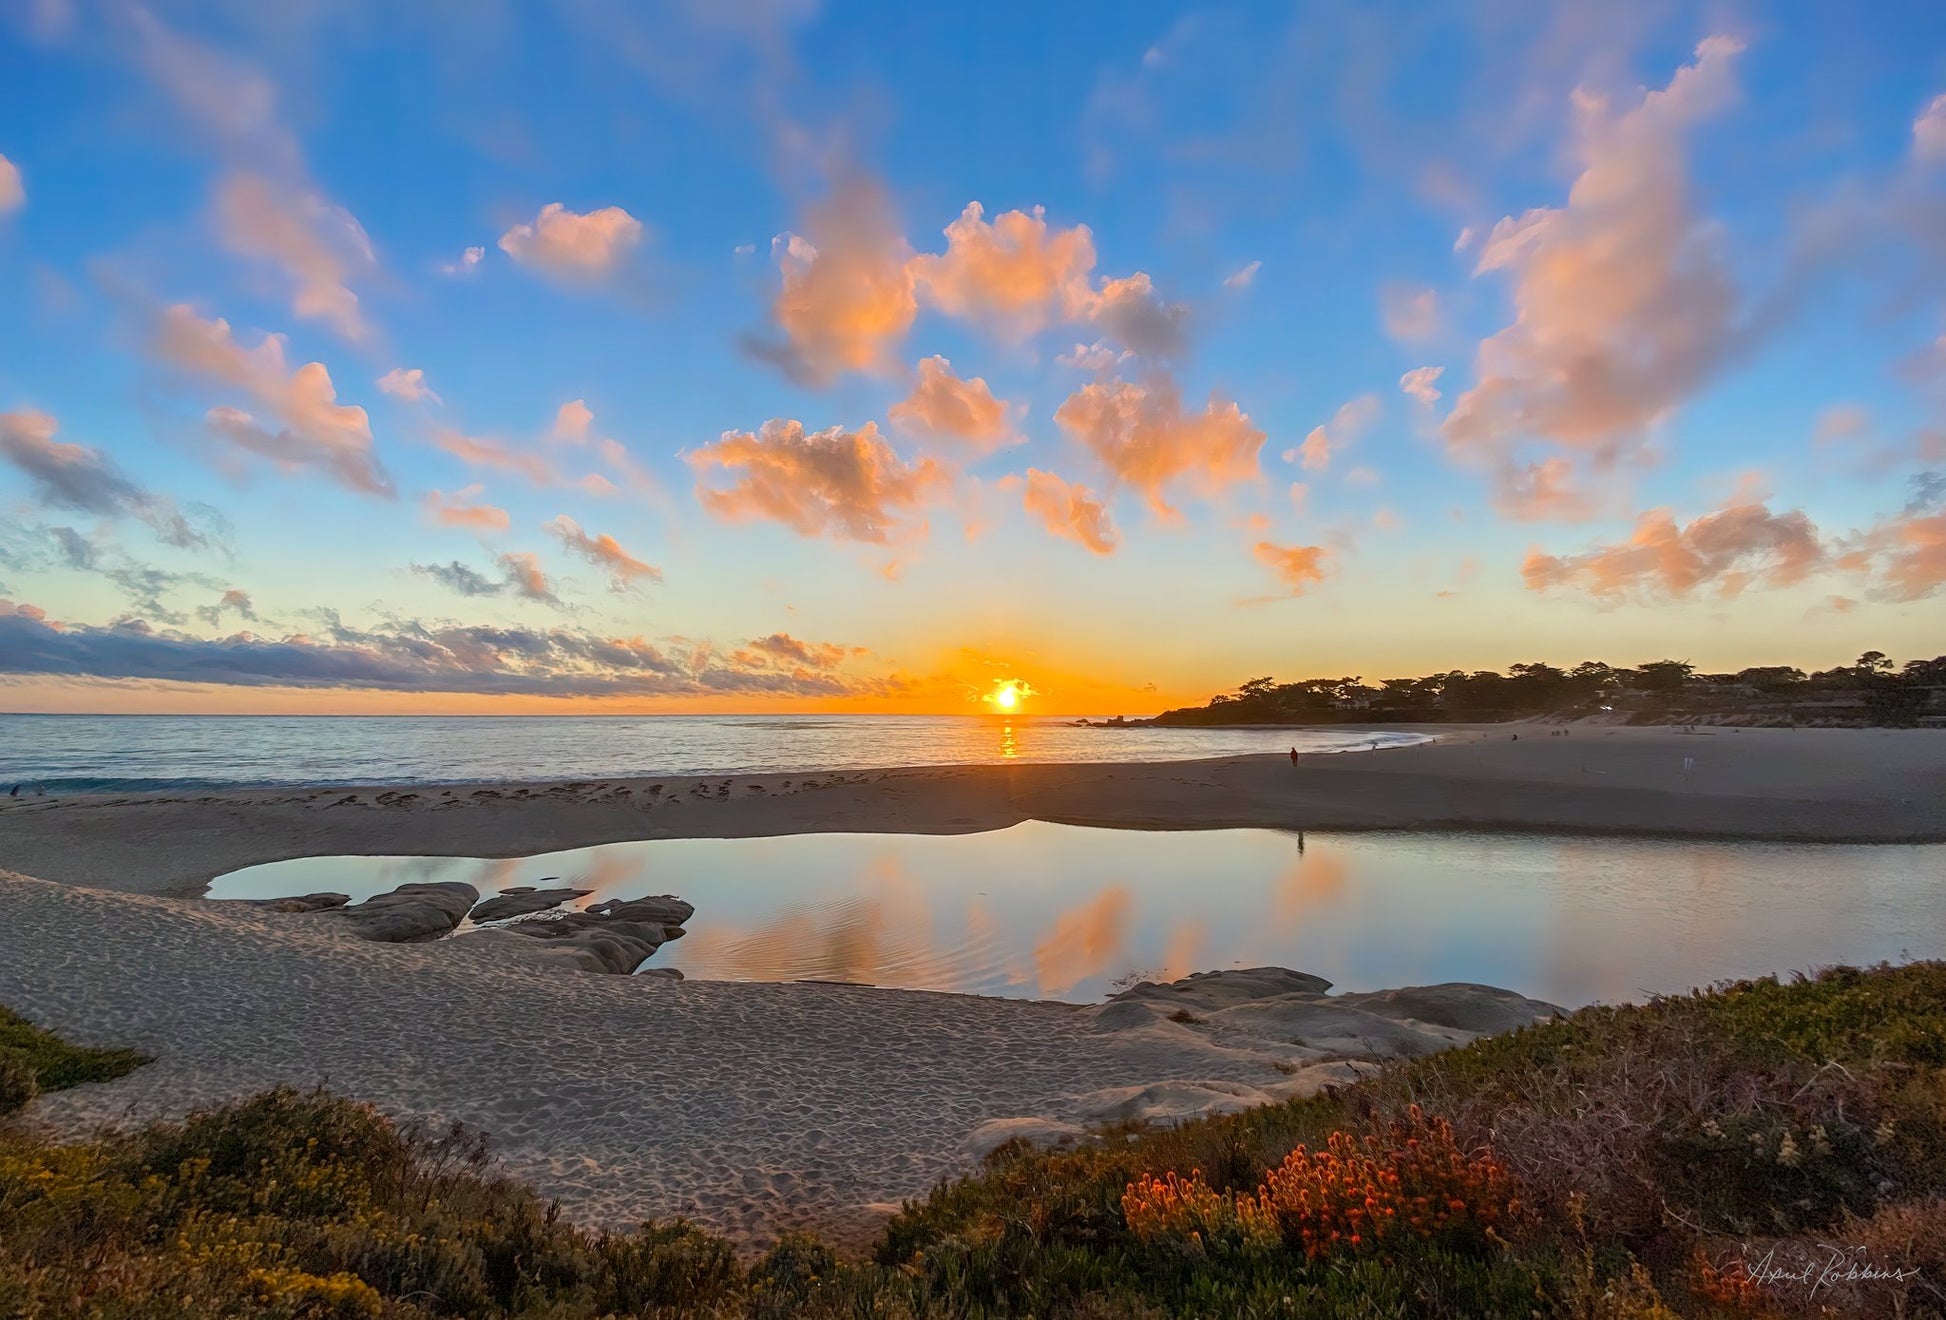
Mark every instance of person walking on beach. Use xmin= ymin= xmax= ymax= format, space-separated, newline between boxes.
xmin=1289 ymin=746 xmax=1299 ymax=767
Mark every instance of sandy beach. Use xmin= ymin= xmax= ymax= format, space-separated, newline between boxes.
xmin=4 ymin=725 xmax=1942 ymax=899
xmin=2 ymin=724 xmax=1942 ymax=1245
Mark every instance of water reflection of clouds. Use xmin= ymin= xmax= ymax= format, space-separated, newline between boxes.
xmin=207 ymin=826 xmax=1946 ymax=1008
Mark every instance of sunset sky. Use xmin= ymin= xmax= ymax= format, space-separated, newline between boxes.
xmin=2 ymin=1 xmax=1944 ymax=715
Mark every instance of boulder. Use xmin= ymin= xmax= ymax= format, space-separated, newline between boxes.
xmin=586 ymin=894 xmax=694 ymax=926
xmin=242 ymin=892 xmax=350 ymax=914
xmin=451 ymin=893 xmax=690 ymax=974
xmin=1107 ymin=966 xmax=1333 ymax=1013
xmin=306 ymin=882 xmax=478 ymax=943
xmin=469 ymin=885 xmax=590 ymax=922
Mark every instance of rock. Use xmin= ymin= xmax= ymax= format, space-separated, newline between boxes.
xmin=1071 ymin=1079 xmax=1281 ymax=1125
xmin=305 ymin=882 xmax=477 ymax=943
xmin=1107 ymin=966 xmax=1333 ymax=1012
xmin=242 ymin=892 xmax=350 ymax=913
xmin=451 ymin=893 xmax=690 ymax=974
xmin=469 ymin=885 xmax=590 ymax=922
xmin=586 ymin=894 xmax=694 ymax=926
xmin=637 ymin=966 xmax=684 ymax=981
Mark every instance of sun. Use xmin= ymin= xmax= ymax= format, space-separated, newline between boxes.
xmin=994 ymin=683 xmax=1019 ymax=710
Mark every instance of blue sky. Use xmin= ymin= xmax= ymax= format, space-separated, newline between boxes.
xmin=1 ymin=1 xmax=1943 ymax=713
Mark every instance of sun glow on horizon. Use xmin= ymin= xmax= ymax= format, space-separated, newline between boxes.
xmin=988 ymin=679 xmax=1034 ymax=711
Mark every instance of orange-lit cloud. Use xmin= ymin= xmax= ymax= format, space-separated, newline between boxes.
xmin=215 ymin=171 xmax=374 ymax=341
xmin=908 ymin=202 xmax=1098 ymax=337
xmin=1290 ymin=394 xmax=1379 ymax=474
xmin=422 ymin=485 xmax=509 ymax=533
xmin=0 ymin=153 xmax=22 ymax=214
xmin=1253 ymin=540 xmax=1333 ymax=595
xmin=1054 ymin=375 xmax=1264 ymax=518
xmin=1379 ymin=284 xmax=1440 ymax=341
xmin=1523 ymin=496 xmax=1825 ymax=601
xmin=498 ymin=202 xmax=643 ymax=278
xmin=887 ymin=355 xmax=1014 ymax=450
xmin=154 ymin=305 xmax=390 ymax=496
xmin=763 ymin=181 xmax=916 ymax=382
xmin=1444 ymin=38 xmax=1746 ymax=481
xmin=688 ymin=418 xmax=948 ymax=543
xmin=1020 ymin=467 xmax=1118 ymax=554
xmin=1914 ymin=92 xmax=1946 ymax=163
xmin=736 ymin=632 xmax=852 ymax=669
xmin=1399 ymin=366 xmax=1443 ymax=407
xmin=1088 ymin=271 xmax=1189 ymax=357
xmin=551 ymin=399 xmax=595 ymax=443
xmin=1840 ymin=505 xmax=1946 ymax=601
xmin=1495 ymin=457 xmax=1597 ymax=521
xmin=377 ymin=367 xmax=439 ymax=404
xmin=544 ymin=514 xmax=662 ymax=590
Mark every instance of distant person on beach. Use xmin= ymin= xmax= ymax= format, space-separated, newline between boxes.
xmin=1289 ymin=747 xmax=1299 ymax=767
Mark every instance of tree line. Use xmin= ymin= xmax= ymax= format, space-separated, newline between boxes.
xmin=1149 ymin=652 xmax=1946 ymax=726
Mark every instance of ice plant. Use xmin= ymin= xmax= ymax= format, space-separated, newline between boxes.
xmin=1123 ymin=1106 xmax=1519 ymax=1261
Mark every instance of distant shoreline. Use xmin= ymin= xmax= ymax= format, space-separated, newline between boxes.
xmin=3 ymin=725 xmax=1942 ymax=899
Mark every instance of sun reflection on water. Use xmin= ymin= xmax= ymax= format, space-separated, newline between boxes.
xmin=999 ymin=722 xmax=1019 ymax=758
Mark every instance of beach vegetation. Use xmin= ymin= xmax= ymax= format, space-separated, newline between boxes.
xmin=3 ymin=961 xmax=1944 ymax=1315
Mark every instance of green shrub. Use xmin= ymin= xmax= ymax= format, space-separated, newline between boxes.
xmin=0 ymin=1005 xmax=149 ymax=1092
xmin=0 ymin=1054 xmax=35 ymax=1116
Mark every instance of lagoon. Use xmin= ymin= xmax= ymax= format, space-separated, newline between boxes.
xmin=206 ymin=822 xmax=1945 ymax=1007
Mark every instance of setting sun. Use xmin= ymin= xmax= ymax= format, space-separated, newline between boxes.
xmin=994 ymin=683 xmax=1019 ymax=710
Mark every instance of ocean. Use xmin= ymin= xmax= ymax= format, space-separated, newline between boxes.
xmin=0 ymin=714 xmax=1429 ymax=794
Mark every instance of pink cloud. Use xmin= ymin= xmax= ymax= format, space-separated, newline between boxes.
xmin=1020 ymin=468 xmax=1118 ymax=554
xmin=1444 ymin=38 xmax=1747 ymax=489
xmin=498 ymin=202 xmax=643 ymax=278
xmin=688 ymin=418 xmax=948 ymax=543
xmin=1380 ymin=284 xmax=1440 ymax=341
xmin=1400 ymin=366 xmax=1444 ymax=407
xmin=422 ymin=485 xmax=509 ymax=533
xmin=153 ymin=304 xmax=390 ymax=496
xmin=1495 ymin=457 xmax=1598 ymax=521
xmin=215 ymin=171 xmax=373 ymax=342
xmin=1253 ymin=541 xmax=1333 ymax=595
xmin=764 ymin=182 xmax=917 ymax=382
xmin=1292 ymin=394 xmax=1380 ymax=474
xmin=545 ymin=514 xmax=662 ymax=590
xmin=908 ymin=202 xmax=1099 ymax=337
xmin=0 ymin=153 xmax=22 ymax=214
xmin=1054 ymin=375 xmax=1264 ymax=519
xmin=1523 ymin=496 xmax=1826 ymax=601
xmin=377 ymin=367 xmax=439 ymax=404
xmin=887 ymin=356 xmax=1013 ymax=451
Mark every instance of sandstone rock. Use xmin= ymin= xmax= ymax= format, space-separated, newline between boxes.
xmin=306 ymin=882 xmax=477 ymax=943
xmin=964 ymin=1117 xmax=1088 ymax=1159
xmin=586 ymin=894 xmax=694 ymax=926
xmin=450 ymin=893 xmax=690 ymax=974
xmin=469 ymin=885 xmax=590 ymax=922
xmin=242 ymin=892 xmax=350 ymax=914
xmin=1107 ymin=966 xmax=1333 ymax=1012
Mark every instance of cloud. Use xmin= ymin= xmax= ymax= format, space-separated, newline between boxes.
xmin=421 ymin=486 xmax=509 ymax=533
xmin=1053 ymin=375 xmax=1264 ymax=518
xmin=1057 ymin=340 xmax=1132 ymax=372
xmin=1915 ymin=92 xmax=1946 ymax=163
xmin=377 ymin=367 xmax=439 ymax=404
xmin=1019 ymin=468 xmax=1118 ymax=554
xmin=1495 ymin=457 xmax=1598 ymax=521
xmin=1223 ymin=259 xmax=1261 ymax=289
xmin=0 ymin=601 xmax=885 ymax=700
xmin=0 ymin=153 xmax=22 ymax=214
xmin=544 ymin=514 xmax=662 ymax=590
xmin=907 ymin=202 xmax=1098 ymax=338
xmin=1379 ymin=284 xmax=1440 ymax=341
xmin=1443 ymin=38 xmax=1748 ymax=480
xmin=0 ymin=409 xmax=208 ymax=548
xmin=440 ymin=245 xmax=485 ymax=276
xmin=886 ymin=356 xmax=1013 ymax=451
xmin=1857 ymin=510 xmax=1946 ymax=600
xmin=498 ymin=202 xmax=644 ymax=279
xmin=1253 ymin=540 xmax=1332 ymax=595
xmin=430 ymin=428 xmax=553 ymax=484
xmin=9 ymin=524 xmax=219 ymax=622
xmin=1088 ymin=272 xmax=1189 ymax=357
xmin=688 ymin=418 xmax=948 ymax=543
xmin=1813 ymin=404 xmax=1871 ymax=445
xmin=152 ymin=304 xmax=392 ymax=497
xmin=1400 ymin=365 xmax=1444 ymax=406
xmin=195 ymin=588 xmax=258 ymax=627
xmin=413 ymin=553 xmax=565 ymax=608
xmin=1522 ymin=496 xmax=1825 ymax=602
xmin=736 ymin=632 xmax=850 ymax=670
xmin=551 ymin=399 xmax=595 ymax=443
xmin=1292 ymin=394 xmax=1380 ymax=473
xmin=758 ymin=181 xmax=917 ymax=383
xmin=215 ymin=171 xmax=374 ymax=342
